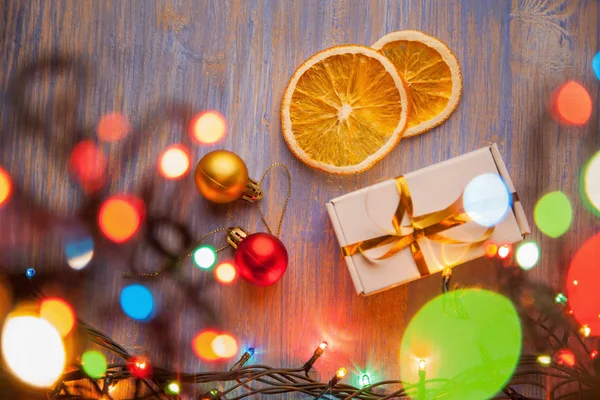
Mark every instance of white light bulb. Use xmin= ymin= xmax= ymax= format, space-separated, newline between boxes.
xmin=1 ymin=316 xmax=66 ymax=387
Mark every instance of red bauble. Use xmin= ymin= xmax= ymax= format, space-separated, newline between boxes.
xmin=234 ymin=232 xmax=288 ymax=286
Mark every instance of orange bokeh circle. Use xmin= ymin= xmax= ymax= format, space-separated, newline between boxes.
xmin=98 ymin=196 xmax=145 ymax=243
xmin=192 ymin=330 xmax=220 ymax=361
xmin=0 ymin=167 xmax=13 ymax=207
xmin=40 ymin=298 xmax=76 ymax=337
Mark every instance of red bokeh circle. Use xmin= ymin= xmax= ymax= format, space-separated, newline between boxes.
xmin=567 ymin=233 xmax=600 ymax=335
xmin=68 ymin=140 xmax=107 ymax=192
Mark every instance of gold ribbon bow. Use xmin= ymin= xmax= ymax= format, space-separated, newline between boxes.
xmin=341 ymin=176 xmax=494 ymax=277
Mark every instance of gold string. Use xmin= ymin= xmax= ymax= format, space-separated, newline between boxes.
xmin=182 ymin=227 xmax=230 ymax=257
xmin=123 ymin=163 xmax=291 ymax=279
xmin=257 ymin=163 xmax=292 ymax=238
xmin=122 ymin=228 xmax=229 ymax=279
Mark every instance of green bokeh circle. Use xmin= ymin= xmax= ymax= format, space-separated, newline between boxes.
xmin=82 ymin=350 xmax=107 ymax=379
xmin=534 ymin=191 xmax=572 ymax=238
xmin=400 ymin=289 xmax=522 ymax=400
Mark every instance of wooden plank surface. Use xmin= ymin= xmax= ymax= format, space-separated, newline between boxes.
xmin=0 ymin=0 xmax=598 ymax=398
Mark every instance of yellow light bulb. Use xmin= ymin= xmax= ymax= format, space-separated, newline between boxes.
xmin=537 ymin=355 xmax=552 ymax=366
xmin=336 ymin=367 xmax=347 ymax=378
xmin=167 ymin=381 xmax=180 ymax=394
xmin=580 ymin=324 xmax=591 ymax=337
xmin=418 ymin=359 xmax=426 ymax=371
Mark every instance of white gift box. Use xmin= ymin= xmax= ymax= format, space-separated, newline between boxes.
xmin=326 ymin=144 xmax=531 ymax=296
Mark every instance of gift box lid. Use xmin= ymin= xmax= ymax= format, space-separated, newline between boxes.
xmin=327 ymin=144 xmax=530 ymax=295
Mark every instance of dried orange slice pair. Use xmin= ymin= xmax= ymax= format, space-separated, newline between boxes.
xmin=281 ymin=30 xmax=462 ymax=174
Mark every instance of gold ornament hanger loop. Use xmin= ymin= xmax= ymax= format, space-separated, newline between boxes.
xmin=257 ymin=163 xmax=292 ymax=238
xmin=124 ymin=161 xmax=291 ymax=279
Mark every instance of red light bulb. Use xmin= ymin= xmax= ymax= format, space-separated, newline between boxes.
xmin=128 ymin=358 xmax=151 ymax=378
xmin=555 ymin=349 xmax=576 ymax=367
xmin=234 ymin=232 xmax=288 ymax=286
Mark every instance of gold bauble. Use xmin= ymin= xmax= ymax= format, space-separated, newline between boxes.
xmin=195 ymin=150 xmax=249 ymax=203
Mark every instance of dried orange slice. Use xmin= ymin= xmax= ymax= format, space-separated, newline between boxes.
xmin=281 ymin=45 xmax=409 ymax=174
xmin=373 ymin=30 xmax=462 ymax=137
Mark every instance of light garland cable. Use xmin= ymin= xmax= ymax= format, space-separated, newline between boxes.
xmin=9 ymin=265 xmax=589 ymax=400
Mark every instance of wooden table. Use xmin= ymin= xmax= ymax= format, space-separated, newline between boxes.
xmin=0 ymin=0 xmax=598 ymax=398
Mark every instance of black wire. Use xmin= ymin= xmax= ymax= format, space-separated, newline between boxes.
xmin=40 ymin=301 xmax=597 ymax=400
xmin=12 ymin=258 xmax=591 ymax=399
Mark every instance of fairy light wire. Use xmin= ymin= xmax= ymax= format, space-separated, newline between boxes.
xmin=9 ymin=263 xmax=597 ymax=400
xmin=39 ymin=306 xmax=599 ymax=399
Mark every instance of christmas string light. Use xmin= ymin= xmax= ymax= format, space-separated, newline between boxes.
xmin=580 ymin=324 xmax=591 ymax=337
xmin=418 ymin=360 xmax=426 ymax=375
xmin=0 ymin=292 xmax=592 ymax=399
xmin=417 ymin=360 xmax=426 ymax=400
xmin=359 ymin=374 xmax=371 ymax=389
xmin=555 ymin=292 xmax=568 ymax=305
xmin=230 ymin=348 xmax=255 ymax=370
xmin=3 ymin=241 xmax=598 ymax=399
xmin=165 ymin=381 xmax=180 ymax=395
xmin=537 ymin=354 xmax=552 ymax=366
xmin=11 ymin=262 xmax=591 ymax=400
xmin=313 ymin=367 xmax=348 ymax=399
xmin=302 ymin=341 xmax=328 ymax=372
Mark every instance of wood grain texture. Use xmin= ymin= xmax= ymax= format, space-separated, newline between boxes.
xmin=0 ymin=0 xmax=598 ymax=398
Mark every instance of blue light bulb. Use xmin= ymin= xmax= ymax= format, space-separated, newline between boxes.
xmin=25 ymin=268 xmax=35 ymax=278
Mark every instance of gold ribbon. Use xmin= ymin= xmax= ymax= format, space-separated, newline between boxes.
xmin=341 ymin=176 xmax=494 ymax=277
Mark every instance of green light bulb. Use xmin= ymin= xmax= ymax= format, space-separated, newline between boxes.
xmin=555 ymin=293 xmax=568 ymax=305
xmin=360 ymin=373 xmax=371 ymax=388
